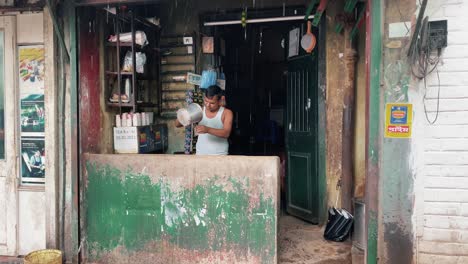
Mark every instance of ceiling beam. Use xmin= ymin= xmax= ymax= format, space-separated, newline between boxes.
xmin=75 ymin=0 xmax=161 ymax=6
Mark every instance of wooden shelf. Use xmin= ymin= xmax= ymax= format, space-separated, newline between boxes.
xmin=160 ymin=43 xmax=194 ymax=48
xmin=138 ymin=102 xmax=157 ymax=107
xmin=161 ymin=80 xmax=189 ymax=83
xmin=107 ymin=101 xmax=156 ymax=108
xmin=105 ymin=11 xmax=160 ymax=31
xmin=161 ymin=71 xmax=190 ymax=75
xmin=160 ymin=35 xmax=195 ymax=122
xmin=161 ymin=98 xmax=185 ymax=102
xmin=106 ymin=71 xmax=133 ymax=76
xmin=162 ymin=89 xmax=190 ymax=92
xmin=160 ymin=110 xmax=178 ymax=116
xmin=107 ymin=101 xmax=134 ymax=107
xmin=106 ymin=71 xmax=155 ymax=80
xmin=161 ymin=53 xmax=194 ymax=57
xmin=106 ymin=42 xmax=138 ymax=47
xmin=161 ymin=62 xmax=195 ymax=66
xmin=106 ymin=42 xmax=161 ymax=53
xmin=104 ymin=10 xmax=161 ymax=114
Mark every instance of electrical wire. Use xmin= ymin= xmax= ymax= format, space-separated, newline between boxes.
xmin=422 ymin=65 xmax=440 ymax=124
xmin=409 ymin=17 xmax=442 ymax=125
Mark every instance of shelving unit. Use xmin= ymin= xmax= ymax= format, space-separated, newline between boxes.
xmin=104 ymin=9 xmax=161 ymax=113
xmin=159 ymin=35 xmax=196 ymax=117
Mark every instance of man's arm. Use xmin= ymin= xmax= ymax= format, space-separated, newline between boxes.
xmin=196 ymin=109 xmax=233 ymax=138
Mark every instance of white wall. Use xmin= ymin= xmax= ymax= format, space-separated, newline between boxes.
xmin=18 ymin=190 xmax=46 ymax=255
xmin=413 ymin=0 xmax=468 ymax=263
xmin=0 ymin=178 xmax=6 ymax=245
xmin=16 ymin=12 xmax=47 ymax=256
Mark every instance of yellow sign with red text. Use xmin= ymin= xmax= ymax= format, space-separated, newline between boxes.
xmin=385 ymin=103 xmax=413 ymax=138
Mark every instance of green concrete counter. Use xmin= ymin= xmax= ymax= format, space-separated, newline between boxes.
xmin=81 ymin=154 xmax=280 ymax=264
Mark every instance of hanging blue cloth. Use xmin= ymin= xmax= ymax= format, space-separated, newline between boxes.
xmin=200 ymin=69 xmax=217 ymax=89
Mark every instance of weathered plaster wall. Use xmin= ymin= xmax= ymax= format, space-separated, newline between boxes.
xmin=81 ymin=154 xmax=279 ymax=264
xmin=379 ymin=0 xmax=416 ymax=263
xmin=412 ymin=0 xmax=468 ymax=263
xmin=325 ymin=0 xmax=346 ymax=208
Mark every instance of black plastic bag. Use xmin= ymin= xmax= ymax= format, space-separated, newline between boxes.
xmin=324 ymin=207 xmax=354 ymax=242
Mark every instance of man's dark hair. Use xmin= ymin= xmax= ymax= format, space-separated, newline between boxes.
xmin=205 ymin=85 xmax=224 ymax=100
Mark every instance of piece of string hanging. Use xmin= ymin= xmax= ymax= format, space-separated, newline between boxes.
xmin=242 ymin=7 xmax=248 ymax=40
xmin=335 ymin=179 xmax=342 ymax=208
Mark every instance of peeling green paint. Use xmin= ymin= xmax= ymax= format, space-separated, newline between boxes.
xmin=367 ymin=0 xmax=382 ymax=262
xmin=367 ymin=211 xmax=378 ymax=264
xmin=85 ymin=162 xmax=276 ymax=262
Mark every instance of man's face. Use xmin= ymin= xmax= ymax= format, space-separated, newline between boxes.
xmin=204 ymin=96 xmax=220 ymax=112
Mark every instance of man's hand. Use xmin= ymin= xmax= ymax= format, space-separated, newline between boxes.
xmin=195 ymin=125 xmax=209 ymax=134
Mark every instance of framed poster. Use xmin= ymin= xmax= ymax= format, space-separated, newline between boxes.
xmin=18 ymin=45 xmax=45 ymax=95
xmin=19 ymin=45 xmax=45 ymax=137
xmin=19 ymin=45 xmax=46 ymax=184
xmin=202 ymin=37 xmax=214 ymax=53
xmin=21 ymin=94 xmax=44 ymax=136
xmin=21 ymin=137 xmax=45 ymax=183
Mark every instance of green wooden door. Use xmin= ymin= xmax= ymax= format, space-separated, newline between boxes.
xmin=286 ymin=54 xmax=319 ymax=223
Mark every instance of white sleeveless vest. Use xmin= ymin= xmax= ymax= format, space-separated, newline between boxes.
xmin=196 ymin=107 xmax=229 ymax=155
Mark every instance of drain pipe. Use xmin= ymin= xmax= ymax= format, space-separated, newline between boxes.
xmin=341 ymin=27 xmax=357 ymax=212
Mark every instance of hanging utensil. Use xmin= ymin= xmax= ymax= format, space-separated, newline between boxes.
xmin=300 ymin=21 xmax=317 ymax=53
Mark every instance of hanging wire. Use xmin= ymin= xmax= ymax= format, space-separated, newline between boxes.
xmin=422 ymin=65 xmax=441 ymax=124
xmin=409 ymin=16 xmax=442 ymax=125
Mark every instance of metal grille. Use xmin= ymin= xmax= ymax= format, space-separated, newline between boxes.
xmin=288 ymin=69 xmax=310 ymax=133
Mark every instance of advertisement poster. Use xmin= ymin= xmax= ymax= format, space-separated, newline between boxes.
xmin=19 ymin=45 xmax=46 ymax=183
xmin=21 ymin=94 xmax=45 ymax=135
xmin=385 ymin=103 xmax=413 ymax=138
xmin=21 ymin=138 xmax=45 ymax=180
xmin=18 ymin=45 xmax=45 ymax=95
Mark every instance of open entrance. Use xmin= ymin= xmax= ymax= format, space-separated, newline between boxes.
xmin=75 ymin=2 xmax=356 ymax=263
xmin=201 ymin=9 xmax=321 ymax=223
xmin=200 ymin=9 xmax=349 ymax=263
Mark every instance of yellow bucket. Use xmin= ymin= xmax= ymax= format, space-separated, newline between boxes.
xmin=24 ymin=249 xmax=62 ymax=264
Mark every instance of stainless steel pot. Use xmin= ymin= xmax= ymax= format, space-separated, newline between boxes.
xmin=177 ymin=103 xmax=203 ymax=127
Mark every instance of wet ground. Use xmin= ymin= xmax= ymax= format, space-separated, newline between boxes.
xmin=279 ymin=215 xmax=352 ymax=264
xmin=1 ymin=215 xmax=352 ymax=264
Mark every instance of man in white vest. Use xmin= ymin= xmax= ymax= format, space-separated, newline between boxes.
xmin=176 ymin=85 xmax=233 ymax=155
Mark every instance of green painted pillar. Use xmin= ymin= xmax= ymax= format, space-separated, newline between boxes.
xmin=366 ymin=0 xmax=382 ymax=263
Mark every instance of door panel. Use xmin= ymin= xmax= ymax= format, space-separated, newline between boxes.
xmin=286 ymin=54 xmax=318 ymax=223
xmin=288 ymin=152 xmax=311 ymax=212
xmin=0 ymin=16 xmax=18 ymax=256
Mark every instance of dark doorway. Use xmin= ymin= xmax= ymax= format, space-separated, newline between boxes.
xmin=207 ymin=17 xmax=320 ymax=223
